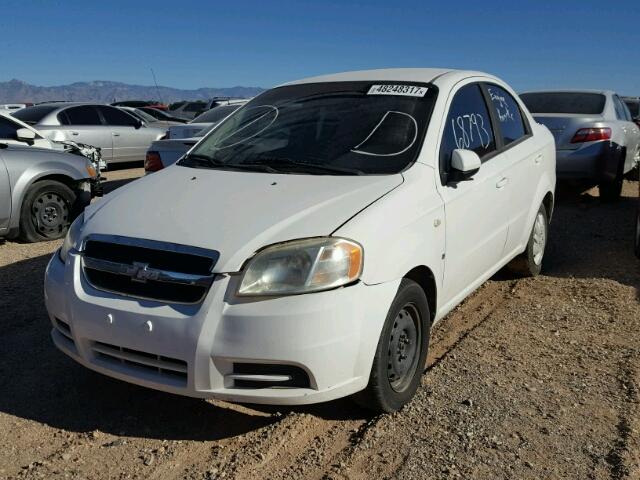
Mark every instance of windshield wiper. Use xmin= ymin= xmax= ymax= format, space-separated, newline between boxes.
xmin=179 ymin=153 xmax=280 ymax=173
xmin=235 ymin=157 xmax=364 ymax=175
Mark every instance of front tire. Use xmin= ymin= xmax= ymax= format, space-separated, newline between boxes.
xmin=354 ymin=279 xmax=431 ymax=413
xmin=508 ymin=204 xmax=548 ymax=277
xmin=18 ymin=180 xmax=76 ymax=242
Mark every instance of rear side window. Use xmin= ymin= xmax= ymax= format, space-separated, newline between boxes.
xmin=624 ymin=99 xmax=639 ymax=118
xmin=440 ymin=83 xmax=496 ymax=182
xmin=485 ymin=85 xmax=527 ymax=145
xmin=0 ymin=117 xmax=19 ymax=139
xmin=98 ymin=106 xmax=138 ymax=126
xmin=62 ymin=106 xmax=102 ymax=125
xmin=520 ymin=92 xmax=605 ymax=115
xmin=12 ymin=105 xmax=57 ymax=125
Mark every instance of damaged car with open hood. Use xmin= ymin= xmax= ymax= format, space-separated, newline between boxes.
xmin=44 ymin=68 xmax=555 ymax=412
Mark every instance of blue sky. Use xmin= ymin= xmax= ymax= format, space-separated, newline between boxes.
xmin=2 ymin=0 xmax=639 ymax=94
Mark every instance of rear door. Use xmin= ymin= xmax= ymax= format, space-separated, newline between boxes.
xmin=0 ymin=152 xmax=11 ymax=232
xmin=436 ymin=82 xmax=511 ymax=306
xmin=483 ymin=83 xmax=539 ymax=256
xmin=58 ymin=106 xmax=112 ymax=161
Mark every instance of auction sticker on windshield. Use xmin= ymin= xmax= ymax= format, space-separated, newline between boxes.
xmin=367 ymin=84 xmax=428 ymax=97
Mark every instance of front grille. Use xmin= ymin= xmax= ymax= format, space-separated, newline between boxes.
xmin=91 ymin=341 xmax=188 ymax=386
xmin=81 ymin=236 xmax=218 ymax=304
xmin=229 ymin=363 xmax=311 ymax=389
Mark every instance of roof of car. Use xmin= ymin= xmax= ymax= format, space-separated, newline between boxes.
xmin=520 ymin=89 xmax=615 ymax=96
xmin=282 ymin=68 xmax=488 ymax=86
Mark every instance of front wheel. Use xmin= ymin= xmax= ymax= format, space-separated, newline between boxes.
xmin=18 ymin=180 xmax=76 ymax=242
xmin=353 ymin=279 xmax=431 ymax=413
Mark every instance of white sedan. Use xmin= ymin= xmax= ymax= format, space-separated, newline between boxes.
xmin=45 ymin=68 xmax=555 ymax=412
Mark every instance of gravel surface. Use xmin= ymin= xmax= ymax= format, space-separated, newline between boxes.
xmin=0 ymin=171 xmax=638 ymax=480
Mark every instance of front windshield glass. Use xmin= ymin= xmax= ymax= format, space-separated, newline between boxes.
xmin=132 ymin=109 xmax=157 ymax=123
xmin=183 ymin=81 xmax=436 ymax=175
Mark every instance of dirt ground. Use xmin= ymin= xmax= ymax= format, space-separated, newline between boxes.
xmin=0 ymin=168 xmax=638 ymax=480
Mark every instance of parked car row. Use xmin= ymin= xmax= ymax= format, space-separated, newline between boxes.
xmin=520 ymin=90 xmax=640 ymax=200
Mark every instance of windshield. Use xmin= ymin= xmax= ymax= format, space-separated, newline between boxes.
xmin=192 ymin=105 xmax=242 ymax=123
xmin=131 ymin=108 xmax=157 ymax=123
xmin=12 ymin=105 xmax=58 ymax=125
xmin=520 ymin=92 xmax=606 ymax=115
xmin=183 ymin=81 xmax=436 ymax=175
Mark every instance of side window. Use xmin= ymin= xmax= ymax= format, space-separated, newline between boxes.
xmin=439 ymin=83 xmax=496 ymax=182
xmin=485 ymin=85 xmax=527 ymax=145
xmin=63 ymin=106 xmax=102 ymax=125
xmin=613 ymin=96 xmax=626 ymax=121
xmin=0 ymin=117 xmax=19 ymax=140
xmin=98 ymin=106 xmax=138 ymax=126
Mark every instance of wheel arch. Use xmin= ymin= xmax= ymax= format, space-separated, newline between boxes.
xmin=542 ymin=191 xmax=554 ymax=222
xmin=403 ymin=265 xmax=437 ymax=323
xmin=10 ymin=171 xmax=78 ymax=231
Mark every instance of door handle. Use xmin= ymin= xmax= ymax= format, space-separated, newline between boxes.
xmin=496 ymin=177 xmax=509 ymax=189
xmin=70 ymin=131 xmax=79 ymax=136
xmin=112 ymin=133 xmax=120 ymax=137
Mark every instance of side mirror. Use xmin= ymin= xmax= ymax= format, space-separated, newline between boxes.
xmin=16 ymin=127 xmax=36 ymax=144
xmin=451 ymin=149 xmax=481 ymax=180
xmin=134 ymin=119 xmax=143 ymax=129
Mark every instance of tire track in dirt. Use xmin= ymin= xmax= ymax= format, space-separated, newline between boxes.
xmin=605 ymin=354 xmax=640 ymax=479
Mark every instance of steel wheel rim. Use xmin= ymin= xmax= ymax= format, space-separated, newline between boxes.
xmin=532 ymin=212 xmax=546 ymax=265
xmin=387 ymin=303 xmax=421 ymax=393
xmin=32 ymin=192 xmax=69 ymax=239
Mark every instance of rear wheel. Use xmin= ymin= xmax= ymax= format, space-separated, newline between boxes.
xmin=353 ymin=279 xmax=431 ymax=413
xmin=599 ymin=149 xmax=625 ymax=201
xmin=508 ymin=204 xmax=548 ymax=277
xmin=19 ymin=180 xmax=76 ymax=242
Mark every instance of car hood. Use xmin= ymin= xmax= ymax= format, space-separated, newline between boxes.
xmin=82 ymin=166 xmax=403 ymax=272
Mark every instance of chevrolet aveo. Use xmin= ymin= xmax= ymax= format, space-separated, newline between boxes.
xmin=45 ymin=69 xmax=556 ymax=412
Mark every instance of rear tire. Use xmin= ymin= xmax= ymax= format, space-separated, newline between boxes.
xmin=508 ymin=204 xmax=548 ymax=277
xmin=599 ymin=149 xmax=625 ymax=201
xmin=18 ymin=180 xmax=76 ymax=243
xmin=353 ymin=279 xmax=431 ymax=413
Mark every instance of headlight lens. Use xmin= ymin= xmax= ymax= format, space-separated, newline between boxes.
xmin=238 ymin=237 xmax=363 ymax=296
xmin=59 ymin=213 xmax=84 ymax=263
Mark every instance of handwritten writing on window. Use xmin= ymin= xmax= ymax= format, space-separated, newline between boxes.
xmin=451 ymin=113 xmax=491 ymax=150
xmin=488 ymin=88 xmax=515 ymax=123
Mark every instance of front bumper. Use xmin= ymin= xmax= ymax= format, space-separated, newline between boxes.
xmin=556 ymin=141 xmax=620 ymax=182
xmin=44 ymin=251 xmax=400 ymax=405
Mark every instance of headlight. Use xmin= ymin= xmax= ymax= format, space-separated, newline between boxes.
xmin=237 ymin=237 xmax=363 ymax=296
xmin=59 ymin=213 xmax=85 ymax=263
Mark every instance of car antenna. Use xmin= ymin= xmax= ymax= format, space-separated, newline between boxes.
xmin=150 ymin=68 xmax=164 ymax=106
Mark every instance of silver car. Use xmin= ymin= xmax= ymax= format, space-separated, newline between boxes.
xmin=520 ymin=90 xmax=640 ymax=200
xmin=0 ymin=144 xmax=98 ymax=242
xmin=12 ymin=103 xmax=165 ymax=166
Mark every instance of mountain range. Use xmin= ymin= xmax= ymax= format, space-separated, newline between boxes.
xmin=0 ymin=79 xmax=265 ymax=104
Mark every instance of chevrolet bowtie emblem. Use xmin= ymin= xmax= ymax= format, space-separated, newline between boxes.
xmin=127 ymin=262 xmax=159 ymax=283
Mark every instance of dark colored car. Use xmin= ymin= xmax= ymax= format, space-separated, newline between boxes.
xmin=111 ymin=100 xmax=168 ymax=111
xmin=139 ymin=107 xmax=187 ymax=123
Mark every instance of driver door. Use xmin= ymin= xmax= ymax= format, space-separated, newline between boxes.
xmin=436 ymin=82 xmax=511 ymax=308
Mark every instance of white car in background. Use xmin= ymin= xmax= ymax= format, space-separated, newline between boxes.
xmin=45 ymin=68 xmax=555 ymax=413
xmin=0 ymin=110 xmax=106 ymax=171
xmin=0 ymin=103 xmax=28 ymax=113
xmin=145 ymin=101 xmax=248 ymax=172
xmin=13 ymin=103 xmax=165 ymax=166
